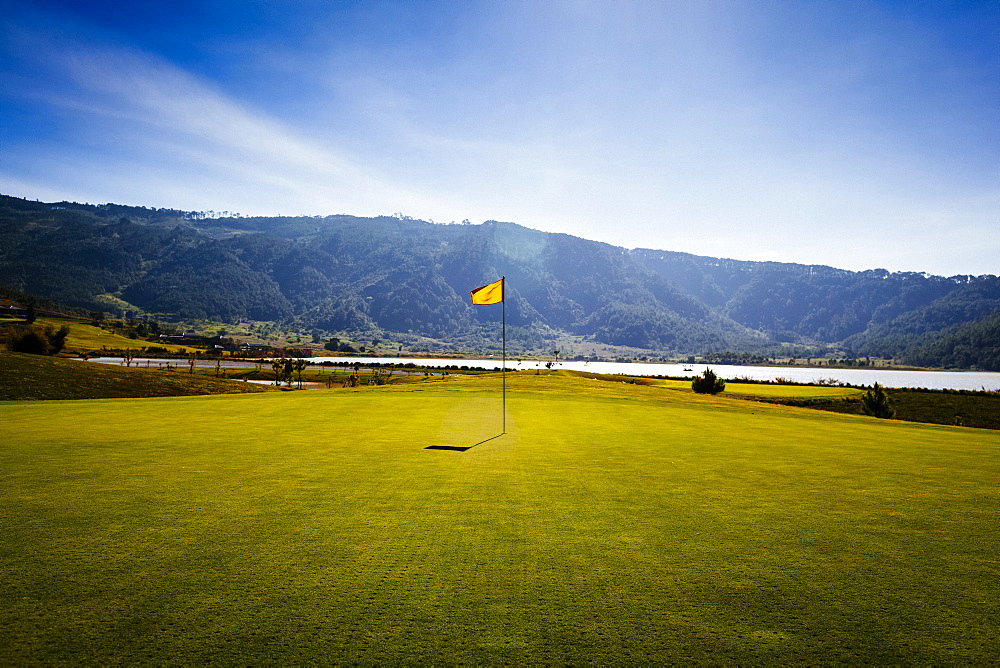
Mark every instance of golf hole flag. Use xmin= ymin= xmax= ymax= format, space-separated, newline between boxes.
xmin=470 ymin=276 xmax=507 ymax=434
xmin=470 ymin=277 xmax=504 ymax=305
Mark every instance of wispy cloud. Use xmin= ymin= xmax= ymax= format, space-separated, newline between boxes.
xmin=0 ymin=1 xmax=996 ymax=275
xmin=2 ymin=30 xmax=458 ymax=217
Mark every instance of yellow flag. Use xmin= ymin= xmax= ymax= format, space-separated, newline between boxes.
xmin=470 ymin=278 xmax=504 ymax=305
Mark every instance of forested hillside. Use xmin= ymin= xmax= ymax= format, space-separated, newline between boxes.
xmin=2 ymin=194 xmax=997 ymax=367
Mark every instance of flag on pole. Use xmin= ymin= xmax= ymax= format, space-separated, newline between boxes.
xmin=470 ymin=278 xmax=504 ymax=305
xmin=469 ymin=276 xmax=507 ymax=435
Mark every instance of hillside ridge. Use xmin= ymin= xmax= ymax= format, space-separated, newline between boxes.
xmin=2 ymin=193 xmax=997 ymax=368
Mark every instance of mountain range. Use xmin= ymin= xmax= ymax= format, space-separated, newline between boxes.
xmin=2 ymin=193 xmax=997 ymax=369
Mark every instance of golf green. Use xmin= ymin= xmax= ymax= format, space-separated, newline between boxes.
xmin=2 ymin=373 xmax=997 ymax=663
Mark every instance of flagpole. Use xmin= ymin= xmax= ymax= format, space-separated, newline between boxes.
xmin=469 ymin=277 xmax=506 ymax=437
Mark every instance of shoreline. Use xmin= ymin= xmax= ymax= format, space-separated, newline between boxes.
xmin=77 ymin=356 xmax=1000 ymax=392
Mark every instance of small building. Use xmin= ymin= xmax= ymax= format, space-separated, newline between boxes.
xmin=159 ymin=332 xmax=208 ymax=342
xmin=1 ymin=304 xmax=26 ymax=316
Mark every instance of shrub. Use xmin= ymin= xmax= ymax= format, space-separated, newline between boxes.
xmin=6 ymin=324 xmax=70 ymax=355
xmin=860 ymin=383 xmax=896 ymax=419
xmin=692 ymin=367 xmax=726 ymax=394
xmin=48 ymin=325 xmax=69 ymax=354
xmin=370 ymin=368 xmax=392 ymax=386
xmin=9 ymin=329 xmax=50 ymax=355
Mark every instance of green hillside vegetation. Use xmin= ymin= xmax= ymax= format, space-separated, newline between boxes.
xmin=1 ymin=283 xmax=88 ymax=318
xmin=3 ymin=193 xmax=997 ymax=367
xmin=2 ymin=374 xmax=997 ymax=664
xmin=901 ymin=309 xmax=1000 ymax=370
xmin=0 ymin=351 xmax=276 ymax=400
xmin=635 ymin=250 xmax=999 ymax=366
xmin=843 ymin=286 xmax=1000 ymax=369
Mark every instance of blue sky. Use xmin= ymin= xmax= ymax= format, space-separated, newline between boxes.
xmin=1 ymin=0 xmax=997 ymax=276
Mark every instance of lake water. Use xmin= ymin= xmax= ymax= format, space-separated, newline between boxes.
xmin=310 ymin=356 xmax=1000 ymax=391
xmin=83 ymin=356 xmax=1000 ymax=391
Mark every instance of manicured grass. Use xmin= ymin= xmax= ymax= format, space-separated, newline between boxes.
xmin=0 ymin=351 xmax=276 ymax=400
xmin=638 ymin=375 xmax=863 ymax=400
xmin=2 ymin=373 xmax=997 ymax=663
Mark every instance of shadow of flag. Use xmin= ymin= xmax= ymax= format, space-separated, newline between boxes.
xmin=424 ymin=434 xmax=503 ymax=452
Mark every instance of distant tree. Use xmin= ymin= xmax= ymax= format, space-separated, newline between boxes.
xmin=293 ymin=358 xmax=308 ymax=388
xmin=6 ymin=324 xmax=70 ymax=355
xmin=8 ymin=328 xmax=48 ymax=354
xmin=691 ymin=367 xmax=726 ymax=394
xmin=48 ymin=325 xmax=69 ymax=354
xmin=369 ymin=368 xmax=391 ymax=386
xmin=271 ymin=359 xmax=285 ymax=386
xmin=24 ymin=298 xmax=37 ymax=324
xmin=860 ymin=383 xmax=895 ymax=419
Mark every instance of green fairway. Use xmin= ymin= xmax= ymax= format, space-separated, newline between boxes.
xmin=2 ymin=374 xmax=997 ymax=663
xmin=638 ymin=375 xmax=864 ymax=399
